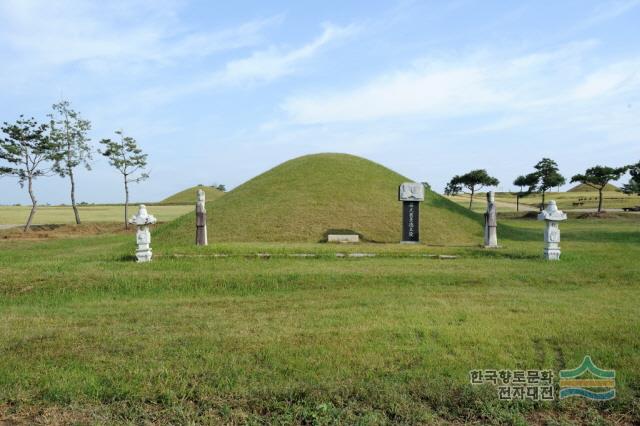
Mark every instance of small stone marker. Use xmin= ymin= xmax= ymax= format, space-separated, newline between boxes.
xmin=128 ymin=204 xmax=157 ymax=262
xmin=484 ymin=191 xmax=498 ymax=248
xmin=327 ymin=234 xmax=359 ymax=243
xmin=398 ymin=182 xmax=425 ymax=243
xmin=196 ymin=189 xmax=208 ymax=246
xmin=537 ymin=200 xmax=567 ymax=260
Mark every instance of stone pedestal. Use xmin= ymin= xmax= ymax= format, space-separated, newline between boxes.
xmin=196 ymin=189 xmax=208 ymax=246
xmin=128 ymin=205 xmax=157 ymax=262
xmin=399 ymin=182 xmax=425 ymax=243
xmin=537 ymin=200 xmax=567 ymax=260
xmin=484 ymin=191 xmax=498 ymax=248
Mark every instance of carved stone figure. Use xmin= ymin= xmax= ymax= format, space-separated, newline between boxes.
xmin=196 ymin=189 xmax=208 ymax=246
xmin=128 ymin=204 xmax=157 ymax=262
xmin=398 ymin=182 xmax=425 ymax=201
xmin=484 ymin=191 xmax=498 ymax=248
xmin=537 ymin=200 xmax=567 ymax=260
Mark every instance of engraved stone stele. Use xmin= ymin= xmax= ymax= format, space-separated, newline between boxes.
xmin=398 ymin=182 xmax=425 ymax=243
xmin=196 ymin=189 xmax=208 ymax=246
xmin=537 ymin=200 xmax=567 ymax=260
xmin=484 ymin=191 xmax=499 ymax=248
xmin=128 ymin=204 xmax=157 ymax=262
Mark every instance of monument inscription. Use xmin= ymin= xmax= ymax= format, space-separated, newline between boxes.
xmin=399 ymin=182 xmax=424 ymax=243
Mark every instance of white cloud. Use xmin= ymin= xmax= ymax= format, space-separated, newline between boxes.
xmin=131 ymin=23 xmax=358 ymax=104
xmin=217 ymin=24 xmax=358 ymax=85
xmin=572 ymin=60 xmax=640 ymax=100
xmin=0 ymin=0 xmax=278 ymax=69
xmin=281 ymin=43 xmax=640 ymax=125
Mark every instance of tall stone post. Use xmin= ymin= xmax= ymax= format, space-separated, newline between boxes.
xmin=196 ymin=189 xmax=208 ymax=246
xmin=537 ymin=200 xmax=567 ymax=260
xmin=398 ymin=182 xmax=425 ymax=243
xmin=484 ymin=191 xmax=498 ymax=248
xmin=128 ymin=204 xmax=157 ymax=262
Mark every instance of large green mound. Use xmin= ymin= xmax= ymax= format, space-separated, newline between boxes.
xmin=157 ymin=153 xmax=483 ymax=244
xmin=568 ymin=183 xmax=620 ymax=192
xmin=161 ymin=185 xmax=224 ymax=204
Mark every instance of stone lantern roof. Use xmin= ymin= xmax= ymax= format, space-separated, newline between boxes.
xmin=537 ymin=200 xmax=567 ymax=222
xmin=128 ymin=204 xmax=157 ymax=226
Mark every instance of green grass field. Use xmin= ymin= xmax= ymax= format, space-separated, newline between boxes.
xmin=1 ymin=217 xmax=638 ymax=424
xmin=0 ymin=205 xmax=193 ymax=226
xmin=160 ymin=185 xmax=225 ymax=204
xmin=159 ymin=154 xmax=484 ymax=245
xmin=448 ymin=191 xmax=640 ymax=213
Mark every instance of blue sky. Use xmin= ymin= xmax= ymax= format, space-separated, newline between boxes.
xmin=1 ymin=0 xmax=639 ymax=204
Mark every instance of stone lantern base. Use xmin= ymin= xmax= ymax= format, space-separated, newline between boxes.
xmin=135 ymin=245 xmax=153 ymax=262
xmin=543 ymin=247 xmax=561 ymax=261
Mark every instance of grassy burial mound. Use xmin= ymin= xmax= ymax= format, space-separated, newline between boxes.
xmin=161 ymin=185 xmax=225 ymax=204
xmin=568 ymin=182 xmax=620 ymax=192
xmin=157 ymin=153 xmax=483 ymax=245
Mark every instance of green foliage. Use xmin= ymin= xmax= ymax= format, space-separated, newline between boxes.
xmin=571 ymin=165 xmax=628 ymax=212
xmin=49 ymin=100 xmax=93 ymax=176
xmin=570 ymin=165 xmax=627 ymax=190
xmin=0 ymin=116 xmax=59 ymax=230
xmin=622 ymin=161 xmax=640 ymax=195
xmin=446 ymin=169 xmax=499 ymax=208
xmin=49 ymin=100 xmax=93 ymax=224
xmin=0 ymin=115 xmax=57 ymax=185
xmin=99 ymin=130 xmax=149 ymax=183
xmin=99 ymin=130 xmax=149 ymax=228
xmin=533 ymin=158 xmax=565 ymax=193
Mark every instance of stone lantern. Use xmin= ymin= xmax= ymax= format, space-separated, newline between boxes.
xmin=537 ymin=200 xmax=567 ymax=260
xmin=128 ymin=204 xmax=157 ymax=262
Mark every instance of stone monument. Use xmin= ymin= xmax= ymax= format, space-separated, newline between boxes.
xmin=196 ymin=189 xmax=208 ymax=246
xmin=128 ymin=204 xmax=157 ymax=262
xmin=398 ymin=182 xmax=425 ymax=243
xmin=484 ymin=191 xmax=498 ymax=248
xmin=537 ymin=200 xmax=567 ymax=260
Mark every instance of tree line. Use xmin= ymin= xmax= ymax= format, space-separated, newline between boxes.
xmin=0 ymin=101 xmax=149 ymax=231
xmin=445 ymin=158 xmax=640 ymax=213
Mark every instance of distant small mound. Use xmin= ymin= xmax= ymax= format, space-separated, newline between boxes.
xmin=568 ymin=183 xmax=620 ymax=192
xmin=157 ymin=154 xmax=483 ymax=244
xmin=161 ymin=185 xmax=224 ymax=204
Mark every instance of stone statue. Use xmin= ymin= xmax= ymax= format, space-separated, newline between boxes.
xmin=484 ymin=191 xmax=498 ymax=248
xmin=537 ymin=200 xmax=567 ymax=260
xmin=128 ymin=204 xmax=157 ymax=262
xmin=196 ymin=189 xmax=208 ymax=246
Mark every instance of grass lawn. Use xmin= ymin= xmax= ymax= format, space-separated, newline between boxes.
xmin=0 ymin=218 xmax=639 ymax=424
xmin=0 ymin=205 xmax=193 ymax=226
xmin=448 ymin=191 xmax=640 ymax=213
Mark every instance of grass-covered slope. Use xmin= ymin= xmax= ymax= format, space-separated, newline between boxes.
xmin=568 ymin=183 xmax=620 ymax=192
xmin=157 ymin=153 xmax=482 ymax=245
xmin=161 ymin=185 xmax=224 ymax=204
